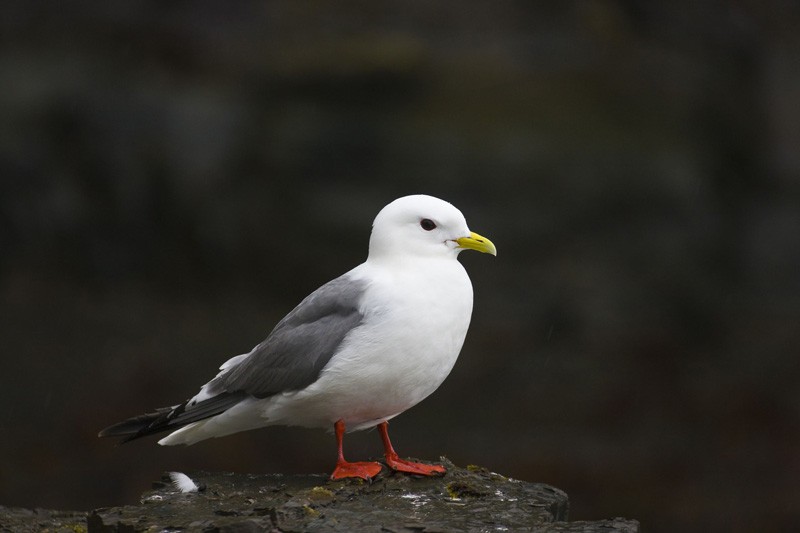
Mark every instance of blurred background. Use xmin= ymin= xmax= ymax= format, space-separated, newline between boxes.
xmin=2 ymin=1 xmax=799 ymax=531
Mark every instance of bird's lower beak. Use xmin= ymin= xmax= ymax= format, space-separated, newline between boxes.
xmin=456 ymin=232 xmax=497 ymax=256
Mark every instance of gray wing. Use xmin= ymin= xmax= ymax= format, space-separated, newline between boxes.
xmin=207 ymin=274 xmax=367 ymax=399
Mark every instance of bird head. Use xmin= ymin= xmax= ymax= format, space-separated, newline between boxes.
xmin=367 ymin=195 xmax=497 ymax=262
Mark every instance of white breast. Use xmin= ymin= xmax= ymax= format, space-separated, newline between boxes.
xmin=261 ymin=258 xmax=474 ymax=431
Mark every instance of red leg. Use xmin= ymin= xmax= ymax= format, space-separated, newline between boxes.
xmin=378 ymin=421 xmax=446 ymax=476
xmin=329 ymin=419 xmax=383 ymax=480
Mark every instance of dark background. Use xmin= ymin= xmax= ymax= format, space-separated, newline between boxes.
xmin=2 ymin=1 xmax=799 ymax=531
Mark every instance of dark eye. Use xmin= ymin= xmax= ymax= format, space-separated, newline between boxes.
xmin=420 ymin=218 xmax=437 ymax=231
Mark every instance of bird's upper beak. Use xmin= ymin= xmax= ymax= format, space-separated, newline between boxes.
xmin=455 ymin=231 xmax=497 ymax=256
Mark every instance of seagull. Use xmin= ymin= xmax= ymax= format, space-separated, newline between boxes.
xmin=99 ymin=194 xmax=496 ymax=480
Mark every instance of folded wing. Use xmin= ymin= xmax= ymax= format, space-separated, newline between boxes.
xmin=98 ymin=274 xmax=367 ymax=442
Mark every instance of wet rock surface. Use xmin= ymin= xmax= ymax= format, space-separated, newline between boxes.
xmin=0 ymin=461 xmax=638 ymax=532
xmin=86 ymin=460 xmax=636 ymax=532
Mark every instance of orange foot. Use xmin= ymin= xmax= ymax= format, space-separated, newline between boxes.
xmin=330 ymin=460 xmax=383 ymax=481
xmin=385 ymin=452 xmax=446 ymax=476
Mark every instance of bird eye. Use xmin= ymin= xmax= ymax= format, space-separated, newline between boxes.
xmin=420 ymin=218 xmax=437 ymax=231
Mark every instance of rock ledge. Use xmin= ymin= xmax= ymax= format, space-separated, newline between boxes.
xmin=1 ymin=459 xmax=640 ymax=532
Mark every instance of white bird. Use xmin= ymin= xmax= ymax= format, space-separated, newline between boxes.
xmin=99 ymin=194 xmax=496 ymax=480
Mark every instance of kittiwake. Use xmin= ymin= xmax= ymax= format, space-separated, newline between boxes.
xmin=99 ymin=194 xmax=496 ymax=480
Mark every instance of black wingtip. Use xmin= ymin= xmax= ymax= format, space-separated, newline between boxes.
xmin=97 ymin=392 xmax=248 ymax=444
xmin=98 ymin=411 xmax=166 ymax=442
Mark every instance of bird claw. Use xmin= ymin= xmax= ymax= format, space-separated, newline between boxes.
xmin=330 ymin=460 xmax=383 ymax=481
xmin=385 ymin=455 xmax=446 ymax=476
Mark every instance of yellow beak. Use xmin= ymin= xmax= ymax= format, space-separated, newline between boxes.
xmin=456 ymin=231 xmax=497 ymax=256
